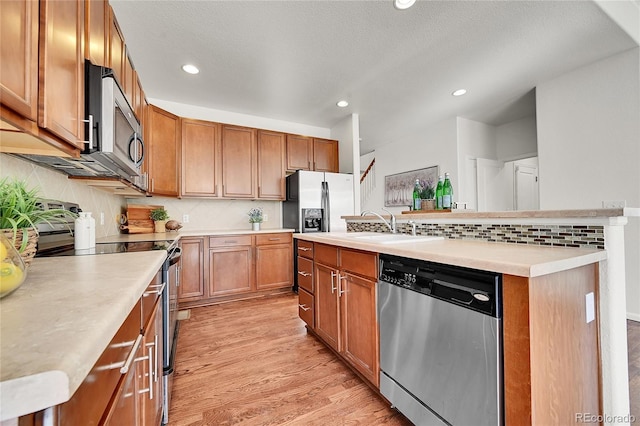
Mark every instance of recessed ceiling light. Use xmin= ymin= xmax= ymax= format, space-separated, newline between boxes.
xmin=181 ymin=64 xmax=200 ymax=75
xmin=336 ymin=100 xmax=349 ymax=108
xmin=394 ymin=0 xmax=416 ymax=10
xmin=452 ymin=89 xmax=467 ymax=97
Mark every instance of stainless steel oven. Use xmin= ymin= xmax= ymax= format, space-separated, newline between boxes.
xmin=162 ymin=244 xmax=181 ymax=425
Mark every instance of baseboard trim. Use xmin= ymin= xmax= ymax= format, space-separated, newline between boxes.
xmin=627 ymin=312 xmax=640 ymax=322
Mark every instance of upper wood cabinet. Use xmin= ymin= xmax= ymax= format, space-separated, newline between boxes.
xmin=38 ymin=0 xmax=86 ymax=149
xmin=84 ymin=0 xmax=108 ymax=67
xmin=286 ymin=134 xmax=313 ymax=171
xmin=108 ymin=7 xmax=125 ymax=87
xmin=147 ymin=105 xmax=180 ymax=196
xmin=0 ymin=0 xmax=39 ymax=121
xmin=257 ymin=130 xmax=286 ymax=200
xmin=181 ymin=118 xmax=220 ymax=197
xmin=221 ymin=125 xmax=257 ymax=198
xmin=286 ymin=135 xmax=339 ymax=173
xmin=313 ymin=138 xmax=339 ymax=172
xmin=123 ymin=51 xmax=135 ymax=108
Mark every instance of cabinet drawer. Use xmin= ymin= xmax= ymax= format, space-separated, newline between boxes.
xmin=315 ymin=243 xmax=339 ymax=268
xmin=209 ymin=235 xmax=252 ymax=247
xmin=298 ymin=288 xmax=314 ymax=329
xmin=255 ymin=233 xmax=292 ymax=246
xmin=297 ymin=256 xmax=313 ymax=293
xmin=340 ymin=249 xmax=378 ymax=280
xmin=297 ymin=240 xmax=314 ymax=259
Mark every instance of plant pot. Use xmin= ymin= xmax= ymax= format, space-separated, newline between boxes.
xmin=421 ymin=199 xmax=436 ymax=210
xmin=252 ymin=222 xmax=261 ymax=231
xmin=154 ymin=220 xmax=167 ymax=233
xmin=1 ymin=228 xmax=38 ymax=268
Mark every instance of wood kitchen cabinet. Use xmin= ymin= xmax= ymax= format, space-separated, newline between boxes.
xmin=257 ymin=130 xmax=286 ymax=200
xmin=221 ymin=125 xmax=257 ymax=198
xmin=123 ymin=51 xmax=135 ymax=108
xmin=178 ymin=237 xmax=205 ymax=302
xmin=181 ymin=119 xmax=220 ymax=197
xmin=39 ymin=0 xmax=86 ymax=149
xmin=309 ymin=242 xmax=379 ymax=387
xmin=109 ymin=7 xmax=125 ymax=88
xmin=209 ymin=235 xmax=253 ymax=297
xmin=255 ymin=233 xmax=293 ymax=290
xmin=296 ymin=240 xmax=315 ymax=328
xmin=147 ymin=105 xmax=180 ymax=196
xmin=84 ymin=0 xmax=109 ymax=67
xmin=0 ymin=0 xmax=39 ymax=121
xmin=286 ymin=134 xmax=339 ymax=173
xmin=137 ymin=298 xmax=164 ymax=426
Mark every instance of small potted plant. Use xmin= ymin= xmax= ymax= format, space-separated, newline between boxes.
xmin=149 ymin=207 xmax=169 ymax=233
xmin=247 ymin=207 xmax=263 ymax=231
xmin=0 ymin=178 xmax=77 ymax=266
xmin=419 ymin=179 xmax=436 ymax=210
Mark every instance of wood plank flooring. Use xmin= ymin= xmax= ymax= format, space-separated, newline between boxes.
xmin=167 ymin=293 xmax=410 ymax=425
xmin=629 ymin=319 xmax=640 ymax=421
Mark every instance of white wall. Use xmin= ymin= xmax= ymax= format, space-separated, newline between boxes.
xmin=149 ymin=98 xmax=331 ymax=138
xmin=496 ymin=115 xmax=538 ymax=161
xmin=362 ymin=117 xmax=458 ymax=214
xmin=537 ymin=47 xmax=640 ymax=319
xmin=0 ymin=154 xmax=123 ymax=238
xmin=456 ymin=118 xmax=497 ymax=209
xmin=330 ymin=113 xmax=361 ymax=212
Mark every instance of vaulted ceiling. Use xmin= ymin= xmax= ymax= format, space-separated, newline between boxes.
xmin=111 ymin=0 xmax=637 ymax=154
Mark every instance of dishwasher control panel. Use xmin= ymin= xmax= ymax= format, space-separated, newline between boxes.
xmin=379 ymin=254 xmax=502 ymax=317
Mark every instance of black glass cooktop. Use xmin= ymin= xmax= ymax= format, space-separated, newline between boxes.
xmin=37 ymin=240 xmax=175 ymax=257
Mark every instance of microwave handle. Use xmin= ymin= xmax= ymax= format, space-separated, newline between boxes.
xmin=83 ymin=114 xmax=94 ymax=150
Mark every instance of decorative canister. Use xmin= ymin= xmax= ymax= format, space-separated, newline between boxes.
xmin=421 ymin=199 xmax=436 ymax=210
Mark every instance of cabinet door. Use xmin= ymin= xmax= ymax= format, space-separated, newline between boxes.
xmin=108 ymin=7 xmax=125 ymax=87
xmin=314 ymin=263 xmax=340 ymax=352
xmin=286 ymin=134 xmax=312 ymax=171
xmin=102 ymin=358 xmax=138 ymax=425
xmin=123 ymin=51 xmax=135 ymax=107
xmin=138 ymin=299 xmax=163 ymax=426
xmin=209 ymin=246 xmax=252 ymax=296
xmin=133 ymin=74 xmax=144 ymax=124
xmin=313 ymin=138 xmax=339 ymax=173
xmin=257 ymin=130 xmax=285 ymax=200
xmin=255 ymin=244 xmax=292 ymax=290
xmin=147 ymin=105 xmax=180 ymax=196
xmin=181 ymin=119 xmax=220 ymax=197
xmin=84 ymin=0 xmax=108 ymax=67
xmin=178 ymin=237 xmax=205 ymax=302
xmin=0 ymin=0 xmax=38 ymax=120
xmin=340 ymin=272 xmax=379 ymax=387
xmin=38 ymin=0 xmax=85 ymax=148
xmin=221 ymin=125 xmax=257 ymax=198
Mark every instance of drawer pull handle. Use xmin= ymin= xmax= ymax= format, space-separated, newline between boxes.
xmin=143 ymin=283 xmax=166 ymax=297
xmin=224 ymin=240 xmax=237 ymax=244
xmin=299 ymin=304 xmax=311 ymax=312
xmin=120 ymin=334 xmax=143 ymax=374
xmin=268 ymin=238 xmax=280 ymax=241
xmin=298 ymin=271 xmax=311 ymax=277
xmin=298 ymin=247 xmax=311 ymax=251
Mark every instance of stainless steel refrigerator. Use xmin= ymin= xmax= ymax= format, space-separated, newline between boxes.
xmin=283 ymin=170 xmax=355 ymax=233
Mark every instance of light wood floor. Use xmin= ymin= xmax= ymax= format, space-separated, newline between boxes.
xmin=167 ymin=293 xmax=640 ymax=425
xmin=167 ymin=292 xmax=410 ymax=425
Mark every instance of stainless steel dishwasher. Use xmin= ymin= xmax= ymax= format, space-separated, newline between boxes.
xmin=378 ymin=254 xmax=503 ymax=426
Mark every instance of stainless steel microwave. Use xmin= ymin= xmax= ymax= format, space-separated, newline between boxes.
xmin=85 ymin=62 xmax=145 ymax=188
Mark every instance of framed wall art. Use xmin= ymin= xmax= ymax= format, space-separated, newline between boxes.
xmin=384 ymin=165 xmax=439 ymax=207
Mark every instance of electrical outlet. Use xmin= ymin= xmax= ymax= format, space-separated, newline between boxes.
xmin=182 ymin=214 xmax=190 ymax=223
xmin=100 ymin=212 xmax=105 ymax=225
xmin=263 ymin=213 xmax=268 ymax=222
xmin=602 ymin=200 xmax=626 ymax=209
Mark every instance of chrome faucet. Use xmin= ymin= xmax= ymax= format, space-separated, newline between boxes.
xmin=361 ymin=208 xmax=397 ymax=234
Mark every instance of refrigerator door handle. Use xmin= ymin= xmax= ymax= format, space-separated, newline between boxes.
xmin=321 ymin=181 xmax=330 ymax=232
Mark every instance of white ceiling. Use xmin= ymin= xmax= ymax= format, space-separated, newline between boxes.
xmin=110 ymin=0 xmax=637 ymax=155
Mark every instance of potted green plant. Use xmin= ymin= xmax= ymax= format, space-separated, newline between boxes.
xmin=149 ymin=207 xmax=169 ymax=233
xmin=0 ymin=178 xmax=77 ymax=266
xmin=247 ymin=207 xmax=263 ymax=231
xmin=419 ymin=180 xmax=436 ymax=210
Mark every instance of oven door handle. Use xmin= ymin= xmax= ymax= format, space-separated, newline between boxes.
xmin=168 ymin=247 xmax=182 ymax=266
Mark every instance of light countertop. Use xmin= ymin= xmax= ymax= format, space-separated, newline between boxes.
xmin=0 ymin=251 xmax=166 ymax=421
xmin=294 ymin=232 xmax=606 ymax=277
xmin=96 ymin=228 xmax=294 ymax=244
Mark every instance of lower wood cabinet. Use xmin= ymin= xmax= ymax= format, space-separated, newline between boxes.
xmin=305 ymin=241 xmax=380 ymax=388
xmin=178 ymin=232 xmax=293 ymax=308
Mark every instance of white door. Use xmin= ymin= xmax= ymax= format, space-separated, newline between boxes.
xmin=515 ymin=165 xmax=539 ymax=210
xmin=476 ymin=158 xmax=512 ymax=212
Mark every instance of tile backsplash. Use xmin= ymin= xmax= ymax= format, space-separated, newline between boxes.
xmin=1 ymin=154 xmax=123 ymax=237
